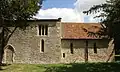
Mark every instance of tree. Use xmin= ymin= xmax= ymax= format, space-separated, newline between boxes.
xmin=0 ymin=0 xmax=43 ymax=66
xmin=83 ymin=0 xmax=120 ymax=61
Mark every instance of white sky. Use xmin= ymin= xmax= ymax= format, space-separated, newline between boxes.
xmin=34 ymin=0 xmax=106 ymax=22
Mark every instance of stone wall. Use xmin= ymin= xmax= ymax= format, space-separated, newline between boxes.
xmin=61 ymin=40 xmax=85 ymax=63
xmin=6 ymin=21 xmax=61 ymax=64
xmin=61 ymin=39 xmax=113 ymax=63
xmin=3 ymin=20 xmax=114 ymax=64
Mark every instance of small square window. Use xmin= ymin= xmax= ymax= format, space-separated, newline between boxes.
xmin=63 ymin=53 xmax=65 ymax=58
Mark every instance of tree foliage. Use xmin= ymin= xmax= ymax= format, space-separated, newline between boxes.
xmin=0 ymin=0 xmax=43 ymax=65
xmin=83 ymin=0 xmax=120 ymax=39
xmin=0 ymin=0 xmax=43 ymax=27
xmin=83 ymin=0 xmax=120 ymax=61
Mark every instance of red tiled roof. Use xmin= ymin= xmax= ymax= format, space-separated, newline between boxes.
xmin=62 ymin=22 xmax=101 ymax=39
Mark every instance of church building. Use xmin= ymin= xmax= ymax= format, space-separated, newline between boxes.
xmin=3 ymin=18 xmax=114 ymax=64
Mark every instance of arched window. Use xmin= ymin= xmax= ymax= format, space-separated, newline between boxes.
xmin=70 ymin=43 xmax=73 ymax=54
xmin=41 ymin=39 xmax=44 ymax=52
xmin=4 ymin=45 xmax=15 ymax=64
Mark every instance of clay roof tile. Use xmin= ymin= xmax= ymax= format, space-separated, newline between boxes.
xmin=62 ymin=22 xmax=101 ymax=39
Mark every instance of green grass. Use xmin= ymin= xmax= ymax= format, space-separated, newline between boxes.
xmin=0 ymin=63 xmax=65 ymax=72
xmin=0 ymin=63 xmax=120 ymax=72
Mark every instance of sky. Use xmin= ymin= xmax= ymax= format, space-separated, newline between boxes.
xmin=34 ymin=0 xmax=106 ymax=22
xmin=42 ymin=0 xmax=76 ymax=9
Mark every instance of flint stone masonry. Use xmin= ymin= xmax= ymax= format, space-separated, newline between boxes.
xmin=61 ymin=39 xmax=113 ymax=63
xmin=6 ymin=20 xmax=61 ymax=64
xmin=3 ymin=19 xmax=114 ymax=64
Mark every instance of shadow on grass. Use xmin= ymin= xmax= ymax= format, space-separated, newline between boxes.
xmin=1 ymin=63 xmax=11 ymax=66
xmin=44 ymin=62 xmax=120 ymax=72
xmin=0 ymin=63 xmax=11 ymax=71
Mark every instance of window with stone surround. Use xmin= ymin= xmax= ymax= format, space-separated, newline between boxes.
xmin=70 ymin=43 xmax=74 ymax=54
xmin=45 ymin=25 xmax=48 ymax=35
xmin=41 ymin=39 xmax=44 ymax=52
xmin=93 ymin=42 xmax=97 ymax=53
xmin=39 ymin=25 xmax=48 ymax=36
xmin=5 ymin=45 xmax=15 ymax=63
xmin=39 ymin=25 xmax=41 ymax=35
xmin=63 ymin=53 xmax=65 ymax=58
xmin=42 ymin=25 xmax=44 ymax=35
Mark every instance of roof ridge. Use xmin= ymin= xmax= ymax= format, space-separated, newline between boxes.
xmin=61 ymin=22 xmax=100 ymax=24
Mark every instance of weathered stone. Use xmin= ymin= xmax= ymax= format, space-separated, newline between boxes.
xmin=2 ymin=19 xmax=114 ymax=64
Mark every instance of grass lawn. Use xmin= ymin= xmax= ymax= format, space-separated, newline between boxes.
xmin=0 ymin=62 xmax=120 ymax=72
xmin=0 ymin=64 xmax=65 ymax=72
